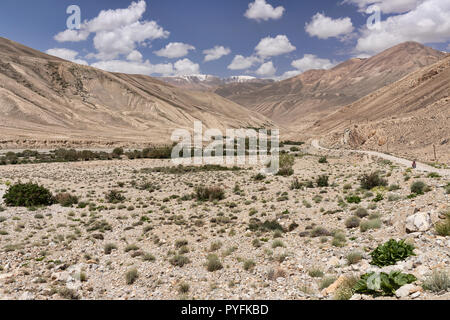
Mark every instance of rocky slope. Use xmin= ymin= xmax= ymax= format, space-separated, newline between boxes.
xmin=215 ymin=42 xmax=446 ymax=128
xmin=0 ymin=37 xmax=272 ymax=149
xmin=316 ymin=55 xmax=450 ymax=164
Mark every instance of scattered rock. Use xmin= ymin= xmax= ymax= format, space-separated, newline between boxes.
xmin=395 ymin=284 xmax=422 ymax=298
xmin=321 ymin=275 xmax=347 ymax=296
xmin=406 ymin=212 xmax=432 ymax=233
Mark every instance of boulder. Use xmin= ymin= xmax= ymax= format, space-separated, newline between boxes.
xmin=395 ymin=284 xmax=422 ymax=298
xmin=406 ymin=212 xmax=432 ymax=233
xmin=321 ymin=275 xmax=347 ymax=296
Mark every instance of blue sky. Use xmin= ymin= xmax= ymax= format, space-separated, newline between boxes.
xmin=1 ymin=0 xmax=449 ymax=79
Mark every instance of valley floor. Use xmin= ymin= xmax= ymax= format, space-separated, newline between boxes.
xmin=0 ymin=148 xmax=448 ymax=300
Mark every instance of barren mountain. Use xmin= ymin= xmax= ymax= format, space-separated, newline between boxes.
xmin=0 ymin=37 xmax=272 ymax=149
xmin=315 ymin=55 xmax=450 ymax=164
xmin=159 ymin=74 xmax=273 ymax=92
xmin=216 ymin=42 xmax=446 ymax=129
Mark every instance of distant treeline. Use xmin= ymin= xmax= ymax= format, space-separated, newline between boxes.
xmin=0 ymin=139 xmax=304 ymax=166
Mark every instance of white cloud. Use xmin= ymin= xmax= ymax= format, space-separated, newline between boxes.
xmin=127 ymin=50 xmax=143 ymax=62
xmin=154 ymin=42 xmax=196 ymax=59
xmin=256 ymin=61 xmax=276 ymax=76
xmin=45 ymin=48 xmax=88 ymax=65
xmin=291 ymin=54 xmax=337 ymax=72
xmin=277 ymin=70 xmax=302 ymax=80
xmin=54 ymin=29 xmax=90 ymax=42
xmin=91 ymin=60 xmax=174 ymax=76
xmin=54 ymin=1 xmax=169 ymax=60
xmin=277 ymin=54 xmax=337 ymax=80
xmin=255 ymin=35 xmax=296 ymax=58
xmin=87 ymin=0 xmax=147 ymax=32
xmin=228 ymin=55 xmax=260 ymax=70
xmin=343 ymin=0 xmax=425 ymax=14
xmin=305 ymin=13 xmax=354 ymax=39
xmin=174 ymin=58 xmax=200 ymax=75
xmin=355 ymin=0 xmax=450 ymax=54
xmin=203 ymin=46 xmax=231 ymax=62
xmin=244 ymin=0 xmax=285 ymax=21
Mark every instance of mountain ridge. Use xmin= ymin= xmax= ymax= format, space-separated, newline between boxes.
xmin=0 ymin=37 xmax=273 ymax=149
xmin=215 ymin=41 xmax=446 ymax=129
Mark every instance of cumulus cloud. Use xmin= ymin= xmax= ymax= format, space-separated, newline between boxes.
xmin=277 ymin=54 xmax=338 ymax=80
xmin=244 ymin=0 xmax=285 ymax=21
xmin=355 ymin=0 xmax=450 ymax=55
xmin=305 ymin=13 xmax=354 ymax=39
xmin=203 ymin=46 xmax=231 ymax=62
xmin=127 ymin=50 xmax=143 ymax=62
xmin=291 ymin=54 xmax=337 ymax=72
xmin=228 ymin=55 xmax=260 ymax=70
xmin=45 ymin=48 xmax=88 ymax=65
xmin=255 ymin=35 xmax=296 ymax=58
xmin=173 ymin=58 xmax=201 ymax=75
xmin=256 ymin=61 xmax=276 ymax=76
xmin=343 ymin=0 xmax=425 ymax=14
xmin=91 ymin=57 xmax=200 ymax=76
xmin=91 ymin=59 xmax=174 ymax=76
xmin=154 ymin=42 xmax=196 ymax=59
xmin=54 ymin=1 xmax=169 ymax=60
xmin=277 ymin=70 xmax=302 ymax=80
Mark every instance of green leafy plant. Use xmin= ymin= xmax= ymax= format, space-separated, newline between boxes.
xmin=346 ymin=195 xmax=361 ymax=204
xmin=3 ymin=182 xmax=54 ymax=207
xmin=370 ymin=239 xmax=415 ymax=267
xmin=318 ymin=156 xmax=328 ymax=164
xmin=354 ymin=271 xmax=417 ymax=296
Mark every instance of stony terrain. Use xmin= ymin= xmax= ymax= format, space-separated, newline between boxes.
xmin=0 ymin=145 xmax=448 ymax=300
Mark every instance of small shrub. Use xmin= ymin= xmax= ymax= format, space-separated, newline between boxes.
xmin=370 ymin=239 xmax=415 ymax=267
xmin=332 ymin=231 xmax=346 ymax=247
xmin=178 ymin=282 xmax=190 ymax=294
xmin=276 ymin=154 xmax=295 ymax=177
xmin=346 ymin=195 xmax=361 ymax=204
xmin=372 ymin=193 xmax=384 ymax=202
xmin=360 ymin=172 xmax=388 ymax=190
xmin=308 ymin=268 xmax=324 ymax=278
xmin=290 ymin=178 xmax=303 ymax=190
xmin=195 ymin=186 xmax=225 ymax=201
xmin=55 ymin=193 xmax=79 ymax=207
xmin=105 ymin=190 xmax=126 ymax=203
xmin=3 ymin=183 xmax=54 ymax=207
xmin=253 ymin=173 xmax=266 ymax=181
xmin=355 ymin=207 xmax=369 ymax=218
xmin=142 ymin=253 xmax=156 ymax=262
xmin=435 ymin=212 xmax=450 ymax=236
xmin=316 ymin=175 xmax=329 ymax=187
xmin=360 ymin=218 xmax=382 ymax=232
xmin=345 ymin=216 xmax=361 ymax=229
xmin=206 ymin=254 xmax=223 ymax=272
xmin=320 ymin=276 xmax=337 ymax=290
xmin=271 ymin=239 xmax=285 ymax=248
xmin=422 ymin=270 xmax=450 ymax=292
xmin=346 ymin=251 xmax=363 ymax=265
xmin=410 ymin=181 xmax=429 ymax=195
xmin=243 ymin=259 xmax=256 ymax=271
xmin=318 ymin=156 xmax=328 ymax=164
xmin=125 ymin=268 xmax=139 ymax=285
xmin=334 ymin=276 xmax=358 ymax=300
xmin=310 ymin=227 xmax=330 ymax=237
xmin=170 ymin=255 xmax=190 ymax=267
xmin=104 ymin=243 xmax=117 ymax=254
